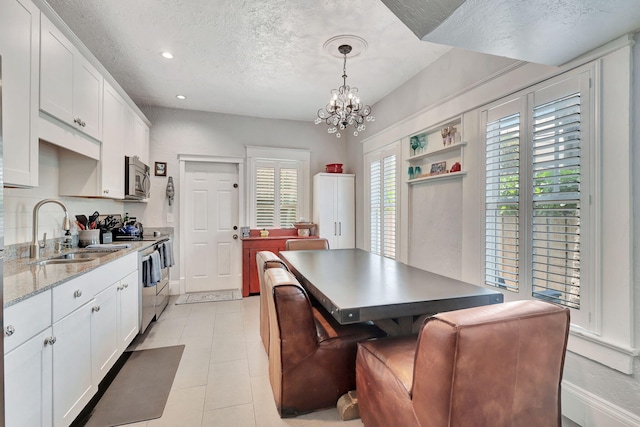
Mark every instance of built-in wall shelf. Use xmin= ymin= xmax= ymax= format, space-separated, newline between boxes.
xmin=407 ymin=171 xmax=467 ymax=185
xmin=407 ymin=141 xmax=467 ymax=162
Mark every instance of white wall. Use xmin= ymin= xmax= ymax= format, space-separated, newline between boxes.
xmin=347 ymin=40 xmax=640 ymax=424
xmin=4 ymin=142 xmax=125 ymax=245
xmin=127 ymin=107 xmax=344 ymax=280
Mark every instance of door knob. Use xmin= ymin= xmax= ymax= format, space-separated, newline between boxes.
xmin=233 ymin=234 xmax=238 ymax=239
xmin=233 ymin=226 xmax=238 ymax=230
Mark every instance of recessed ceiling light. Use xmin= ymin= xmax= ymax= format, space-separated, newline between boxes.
xmin=176 ymin=95 xmax=186 ymax=100
xmin=161 ymin=52 xmax=174 ymax=59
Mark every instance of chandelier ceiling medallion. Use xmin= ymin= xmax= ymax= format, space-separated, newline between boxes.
xmin=315 ymin=36 xmax=375 ymax=138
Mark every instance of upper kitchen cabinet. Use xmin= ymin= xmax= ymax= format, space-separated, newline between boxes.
xmin=124 ymin=112 xmax=150 ymax=165
xmin=0 ymin=0 xmax=40 ymax=187
xmin=40 ymin=13 xmax=103 ymax=142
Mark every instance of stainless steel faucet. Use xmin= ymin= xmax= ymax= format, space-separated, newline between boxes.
xmin=31 ymin=199 xmax=71 ymax=258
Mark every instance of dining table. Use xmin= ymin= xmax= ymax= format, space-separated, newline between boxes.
xmin=279 ymin=248 xmax=504 ymax=336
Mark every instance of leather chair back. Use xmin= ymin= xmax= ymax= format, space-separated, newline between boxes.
xmin=256 ymin=251 xmax=288 ymax=354
xmin=285 ymin=238 xmax=329 ymax=251
xmin=357 ymin=300 xmax=570 ymax=427
xmin=265 ymin=268 xmax=384 ymax=417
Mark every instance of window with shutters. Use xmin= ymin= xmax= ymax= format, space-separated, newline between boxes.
xmin=247 ymin=147 xmax=310 ymax=229
xmin=482 ymin=70 xmax=592 ymax=326
xmin=367 ymin=146 xmax=399 ymax=259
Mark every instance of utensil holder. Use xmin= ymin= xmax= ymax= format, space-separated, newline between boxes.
xmin=79 ymin=230 xmax=100 ymax=247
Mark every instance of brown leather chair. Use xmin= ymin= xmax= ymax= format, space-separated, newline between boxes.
xmin=257 ymin=251 xmax=289 ymax=354
xmin=265 ymin=268 xmax=384 ymax=417
xmin=356 ymin=300 xmax=570 ymax=427
xmin=285 ymin=238 xmax=330 ymax=251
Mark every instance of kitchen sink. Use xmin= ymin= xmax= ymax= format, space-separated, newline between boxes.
xmin=34 ymin=258 xmax=95 ymax=265
xmin=32 ymin=250 xmax=120 ymax=266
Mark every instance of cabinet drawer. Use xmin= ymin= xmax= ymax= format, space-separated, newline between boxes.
xmin=52 ymin=275 xmax=93 ymax=323
xmin=4 ymin=290 xmax=52 ymax=354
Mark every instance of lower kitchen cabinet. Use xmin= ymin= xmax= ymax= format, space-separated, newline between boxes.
xmin=53 ymin=301 xmax=96 ymax=427
xmin=4 ymin=328 xmax=53 ymax=427
xmin=118 ymin=270 xmax=140 ymax=348
xmin=4 ymin=252 xmax=139 ymax=427
xmin=92 ymin=282 xmax=120 ymax=384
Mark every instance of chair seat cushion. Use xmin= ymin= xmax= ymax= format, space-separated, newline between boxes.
xmin=358 ymin=336 xmax=418 ymax=394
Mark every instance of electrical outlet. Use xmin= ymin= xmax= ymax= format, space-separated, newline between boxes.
xmin=167 ymin=213 xmax=174 ymax=223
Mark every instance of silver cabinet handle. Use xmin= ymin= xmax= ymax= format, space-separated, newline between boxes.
xmin=5 ymin=325 xmax=15 ymax=336
xmin=339 ymin=222 xmax=342 ymax=236
xmin=44 ymin=336 xmax=56 ymax=346
xmin=123 ymin=283 xmax=129 ymax=289
xmin=334 ymin=222 xmax=337 ymax=236
xmin=117 ymin=285 xmax=124 ymax=291
xmin=92 ymin=306 xmax=101 ymax=313
xmin=74 ymin=290 xmax=82 ymax=298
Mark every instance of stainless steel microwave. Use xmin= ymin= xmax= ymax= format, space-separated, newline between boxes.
xmin=124 ymin=156 xmax=150 ymax=200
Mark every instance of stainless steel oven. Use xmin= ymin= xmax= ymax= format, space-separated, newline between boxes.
xmin=125 ymin=155 xmax=150 ymax=200
xmin=139 ymin=238 xmax=170 ymax=333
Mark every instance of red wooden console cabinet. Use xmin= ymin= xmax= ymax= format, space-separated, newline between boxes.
xmin=241 ymin=229 xmax=317 ymax=297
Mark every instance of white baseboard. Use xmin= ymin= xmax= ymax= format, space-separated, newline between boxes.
xmin=169 ymin=280 xmax=181 ymax=295
xmin=562 ymin=381 xmax=640 ymax=426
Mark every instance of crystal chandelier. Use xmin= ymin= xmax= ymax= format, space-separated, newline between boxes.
xmin=315 ymin=44 xmax=375 ymax=138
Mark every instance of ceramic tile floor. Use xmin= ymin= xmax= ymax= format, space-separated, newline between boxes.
xmin=119 ymin=295 xmax=581 ymax=427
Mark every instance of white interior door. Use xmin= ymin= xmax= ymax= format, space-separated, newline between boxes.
xmin=184 ymin=162 xmax=240 ymax=293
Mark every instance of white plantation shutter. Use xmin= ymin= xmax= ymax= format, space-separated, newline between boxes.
xmin=370 ymin=153 xmax=397 ymax=259
xmin=279 ymin=168 xmax=298 ymax=228
xmin=370 ymin=160 xmax=382 ymax=255
xmin=254 ymin=162 xmax=300 ymax=228
xmin=382 ymin=155 xmax=397 ymax=259
xmin=531 ymin=93 xmax=581 ymax=309
xmin=256 ymin=166 xmax=275 ymax=228
xmin=485 ymin=113 xmax=521 ymax=291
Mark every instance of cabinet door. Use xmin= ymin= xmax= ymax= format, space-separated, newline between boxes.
xmin=92 ymin=283 xmax=119 ymax=383
xmin=133 ymin=116 xmax=150 ymax=165
xmin=5 ymin=328 xmax=53 ymax=427
xmin=101 ymin=82 xmax=125 ymax=198
xmin=118 ymin=270 xmax=139 ymax=349
xmin=336 ymin=176 xmax=355 ymax=248
xmin=53 ymin=303 xmax=96 ymax=427
xmin=73 ymin=54 xmax=103 ymax=140
xmin=40 ymin=14 xmax=74 ymax=125
xmin=0 ymin=0 xmax=39 ymax=187
xmin=313 ymin=175 xmax=338 ymax=248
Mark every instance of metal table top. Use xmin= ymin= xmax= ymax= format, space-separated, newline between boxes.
xmin=279 ymin=249 xmax=503 ymax=332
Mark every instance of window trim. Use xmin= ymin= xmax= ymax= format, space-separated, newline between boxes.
xmin=246 ymin=146 xmax=310 ymax=228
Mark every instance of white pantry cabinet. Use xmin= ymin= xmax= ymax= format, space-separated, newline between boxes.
xmin=313 ymin=173 xmax=355 ymax=249
xmin=0 ymin=0 xmax=40 ymax=187
xmin=126 ymin=113 xmax=150 ymax=165
xmin=40 ymin=13 xmax=103 ymax=141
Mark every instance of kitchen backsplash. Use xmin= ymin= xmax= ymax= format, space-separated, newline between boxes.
xmin=3 ymin=142 xmax=141 ymax=246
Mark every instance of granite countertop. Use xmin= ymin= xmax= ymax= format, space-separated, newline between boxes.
xmin=3 ymin=237 xmax=167 ymax=308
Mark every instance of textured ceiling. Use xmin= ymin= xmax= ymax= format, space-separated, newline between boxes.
xmin=45 ymin=0 xmax=640 ymax=122
xmin=45 ymin=0 xmax=452 ymax=121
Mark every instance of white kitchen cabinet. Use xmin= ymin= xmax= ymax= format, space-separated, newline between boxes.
xmin=99 ymin=81 xmax=125 ymax=198
xmin=133 ymin=115 xmax=150 ymax=165
xmin=91 ymin=282 xmax=120 ymax=384
xmin=52 ymin=301 xmax=96 ymax=427
xmin=40 ymin=13 xmax=103 ymax=141
xmin=4 ymin=328 xmax=54 ymax=427
xmin=118 ymin=270 xmax=140 ymax=349
xmin=313 ymin=173 xmax=355 ymax=249
xmin=0 ymin=0 xmax=40 ymax=187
